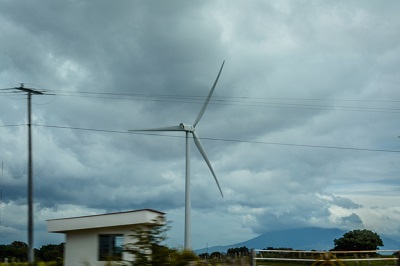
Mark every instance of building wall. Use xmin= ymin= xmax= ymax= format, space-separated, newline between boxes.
xmin=65 ymin=230 xmax=97 ymax=266
xmin=64 ymin=226 xmax=137 ymax=266
xmin=48 ymin=209 xmax=164 ymax=266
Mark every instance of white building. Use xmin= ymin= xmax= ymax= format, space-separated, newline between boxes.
xmin=47 ymin=209 xmax=165 ymax=266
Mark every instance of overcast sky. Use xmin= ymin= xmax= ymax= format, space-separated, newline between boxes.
xmin=0 ymin=0 xmax=399 ymax=250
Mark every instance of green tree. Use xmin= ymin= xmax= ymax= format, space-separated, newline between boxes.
xmin=332 ymin=229 xmax=384 ymax=251
xmin=124 ymin=215 xmax=201 ymax=265
xmin=0 ymin=241 xmax=29 ymax=261
xmin=36 ymin=243 xmax=64 ymax=262
xmin=210 ymin=251 xmax=223 ymax=259
xmin=227 ymin=246 xmax=249 ymax=257
xmin=169 ymin=249 xmax=199 ymax=266
xmin=124 ymin=215 xmax=170 ymax=266
xmin=8 ymin=241 xmax=28 ymax=261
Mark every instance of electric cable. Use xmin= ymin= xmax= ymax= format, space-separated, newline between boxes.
xmin=32 ymin=124 xmax=400 ymax=153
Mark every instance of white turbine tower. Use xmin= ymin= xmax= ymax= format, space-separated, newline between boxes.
xmin=129 ymin=61 xmax=225 ymax=250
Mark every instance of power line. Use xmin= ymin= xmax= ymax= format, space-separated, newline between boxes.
xmin=3 ymin=87 xmax=400 ymax=104
xmin=3 ymin=88 xmax=398 ymax=114
xmin=6 ymin=122 xmax=399 ymax=154
xmin=43 ymin=89 xmax=400 ymax=103
xmin=0 ymin=124 xmax=26 ymax=128
xmin=33 ymin=124 xmax=400 ymax=153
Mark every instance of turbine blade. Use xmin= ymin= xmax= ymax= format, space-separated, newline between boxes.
xmin=193 ymin=60 xmax=225 ymax=127
xmin=192 ymin=131 xmax=224 ymax=197
xmin=128 ymin=125 xmax=182 ymax=132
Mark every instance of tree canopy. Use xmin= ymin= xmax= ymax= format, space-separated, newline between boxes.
xmin=332 ymin=229 xmax=384 ymax=251
xmin=124 ymin=215 xmax=170 ymax=266
xmin=0 ymin=241 xmax=28 ymax=261
xmin=227 ymin=246 xmax=249 ymax=256
xmin=124 ymin=215 xmax=199 ymax=266
xmin=0 ymin=241 xmax=63 ymax=263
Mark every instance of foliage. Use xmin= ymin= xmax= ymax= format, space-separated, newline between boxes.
xmin=227 ymin=246 xmax=249 ymax=256
xmin=0 ymin=263 xmax=64 ymax=266
xmin=209 ymin=251 xmax=223 ymax=259
xmin=123 ymin=215 xmax=203 ymax=265
xmin=332 ymin=229 xmax=384 ymax=251
xmin=35 ymin=244 xmax=63 ymax=262
xmin=124 ymin=215 xmax=171 ymax=266
xmin=169 ymin=249 xmax=199 ymax=266
xmin=0 ymin=241 xmax=28 ymax=261
xmin=264 ymin=247 xmax=293 ymax=251
xmin=0 ymin=242 xmax=63 ymax=264
xmin=198 ymin=252 xmax=209 ymax=260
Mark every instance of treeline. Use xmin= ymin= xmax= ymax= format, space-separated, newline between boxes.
xmin=197 ymin=246 xmax=302 ymax=261
xmin=198 ymin=246 xmax=250 ymax=260
xmin=0 ymin=241 xmax=63 ymax=263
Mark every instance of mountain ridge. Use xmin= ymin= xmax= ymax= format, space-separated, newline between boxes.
xmin=195 ymin=227 xmax=400 ymax=254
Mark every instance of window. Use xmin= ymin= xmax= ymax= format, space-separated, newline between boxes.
xmin=98 ymin=234 xmax=124 ymax=261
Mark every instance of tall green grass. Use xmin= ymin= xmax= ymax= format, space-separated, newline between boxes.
xmin=0 ymin=262 xmax=62 ymax=266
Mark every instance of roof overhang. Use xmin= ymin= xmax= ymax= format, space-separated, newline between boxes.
xmin=47 ymin=209 xmax=164 ymax=233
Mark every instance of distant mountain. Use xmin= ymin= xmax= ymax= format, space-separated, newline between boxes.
xmin=195 ymin=227 xmax=400 ymax=254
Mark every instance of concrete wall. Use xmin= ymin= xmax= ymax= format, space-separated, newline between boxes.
xmin=48 ymin=209 xmax=164 ymax=266
xmin=64 ymin=226 xmax=137 ymax=266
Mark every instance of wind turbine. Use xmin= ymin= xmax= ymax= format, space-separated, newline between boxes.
xmin=129 ymin=61 xmax=225 ymax=250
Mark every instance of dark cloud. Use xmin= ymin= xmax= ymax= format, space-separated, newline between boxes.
xmin=0 ymin=0 xmax=399 ymax=249
xmin=331 ymin=196 xmax=362 ymax=209
xmin=340 ymin=213 xmax=363 ymax=227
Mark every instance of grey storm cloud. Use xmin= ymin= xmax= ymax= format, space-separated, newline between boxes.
xmin=340 ymin=213 xmax=364 ymax=227
xmin=0 ymin=0 xmax=400 ymax=249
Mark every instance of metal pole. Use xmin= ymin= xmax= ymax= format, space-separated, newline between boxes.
xmin=184 ymin=131 xmax=191 ymax=250
xmin=27 ymin=91 xmax=34 ymax=263
xmin=1 ymin=162 xmax=3 ymax=227
xmin=15 ymin=84 xmax=43 ymax=263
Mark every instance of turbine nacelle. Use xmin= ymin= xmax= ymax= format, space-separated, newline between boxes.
xmin=179 ymin=123 xmax=195 ymax=132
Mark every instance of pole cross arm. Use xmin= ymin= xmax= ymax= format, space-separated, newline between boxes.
xmin=15 ymin=84 xmax=44 ymax=94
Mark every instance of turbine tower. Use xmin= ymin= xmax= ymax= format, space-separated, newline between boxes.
xmin=129 ymin=61 xmax=225 ymax=250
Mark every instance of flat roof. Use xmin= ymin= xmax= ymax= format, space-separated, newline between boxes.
xmin=47 ymin=209 xmax=165 ymax=233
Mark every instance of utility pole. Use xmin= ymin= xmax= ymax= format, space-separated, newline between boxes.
xmin=1 ymin=162 xmax=3 ymax=227
xmin=15 ymin=83 xmax=43 ymax=263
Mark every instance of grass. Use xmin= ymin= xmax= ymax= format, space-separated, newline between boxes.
xmin=256 ymin=263 xmax=397 ymax=266
xmin=255 ymin=257 xmax=398 ymax=266
xmin=0 ymin=255 xmax=397 ymax=266
xmin=0 ymin=262 xmax=62 ymax=266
